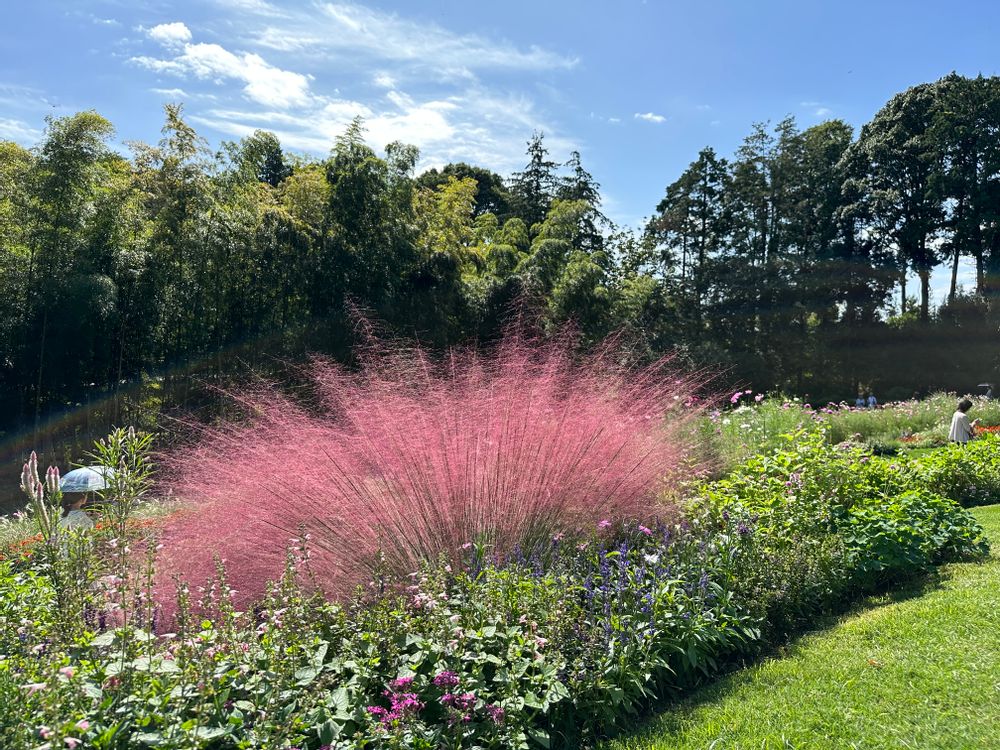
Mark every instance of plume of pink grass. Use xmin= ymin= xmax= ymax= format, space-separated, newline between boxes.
xmin=156 ymin=334 xmax=711 ymax=615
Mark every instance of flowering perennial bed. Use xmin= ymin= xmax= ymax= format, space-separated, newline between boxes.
xmin=0 ymin=433 xmax=990 ymax=749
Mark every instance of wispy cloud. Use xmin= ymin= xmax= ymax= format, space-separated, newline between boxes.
xmin=126 ymin=4 xmax=580 ymax=176
xmin=212 ymin=0 xmax=288 ymax=18
xmin=247 ymin=2 xmax=578 ymax=80
xmin=0 ymin=117 xmax=42 ymax=144
xmin=800 ymin=100 xmax=833 ymax=117
xmin=192 ymin=85 xmax=576 ymax=174
xmin=150 ymin=87 xmax=189 ymax=98
xmin=133 ymin=24 xmax=312 ymax=108
xmin=634 ymin=112 xmax=666 ymax=124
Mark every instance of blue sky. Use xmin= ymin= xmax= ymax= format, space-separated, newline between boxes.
xmin=2 ymin=1 xmax=998 ymax=296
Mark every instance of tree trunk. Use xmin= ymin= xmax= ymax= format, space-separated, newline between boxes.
xmin=949 ymin=246 xmax=960 ymax=303
xmin=919 ymin=268 xmax=930 ymax=322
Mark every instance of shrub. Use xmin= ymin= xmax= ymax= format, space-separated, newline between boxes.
xmin=158 ymin=335 xmax=708 ymax=611
xmin=909 ymin=433 xmax=1000 ymax=507
xmin=843 ymin=490 xmax=988 ymax=578
xmin=695 ymin=432 xmax=989 ymax=632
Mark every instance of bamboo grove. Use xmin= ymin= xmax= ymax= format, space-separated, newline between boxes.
xmin=2 ymin=73 xmax=1000 ymax=433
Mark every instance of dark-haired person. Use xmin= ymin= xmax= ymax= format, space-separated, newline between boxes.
xmin=948 ymin=398 xmax=979 ymax=444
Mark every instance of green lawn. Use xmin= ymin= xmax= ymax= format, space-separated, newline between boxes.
xmin=603 ymin=505 xmax=1000 ymax=750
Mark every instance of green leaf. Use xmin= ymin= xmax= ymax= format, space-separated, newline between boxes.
xmin=295 ymin=665 xmax=320 ymax=686
xmin=527 ymin=728 xmax=551 ymax=748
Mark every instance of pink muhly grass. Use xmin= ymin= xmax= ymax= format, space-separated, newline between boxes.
xmin=156 ymin=334 xmax=710 ymax=612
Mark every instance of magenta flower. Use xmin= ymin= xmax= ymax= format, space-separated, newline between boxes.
xmin=433 ymin=670 xmax=459 ymax=688
xmin=730 ymin=391 xmax=742 ymax=404
xmin=598 ymin=519 xmax=612 ymax=529
xmin=486 ymin=703 xmax=506 ymax=725
xmin=388 ymin=676 xmax=415 ymax=692
xmin=638 ymin=525 xmax=652 ymax=535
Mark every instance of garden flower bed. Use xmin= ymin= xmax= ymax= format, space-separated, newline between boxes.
xmin=0 ymin=429 xmax=989 ymax=749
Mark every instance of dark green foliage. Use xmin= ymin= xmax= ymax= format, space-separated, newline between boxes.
xmin=909 ymin=433 xmax=1000 ymax=507
xmin=6 ymin=76 xmax=1000 ymax=457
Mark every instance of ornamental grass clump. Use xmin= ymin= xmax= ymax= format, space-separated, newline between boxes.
xmin=158 ymin=335 xmax=709 ymax=608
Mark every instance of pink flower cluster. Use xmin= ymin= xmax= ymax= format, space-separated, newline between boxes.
xmin=432 ymin=670 xmax=459 ymax=688
xmin=368 ymin=678 xmax=425 ymax=726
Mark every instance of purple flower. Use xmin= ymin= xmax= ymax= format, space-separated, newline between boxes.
xmin=638 ymin=525 xmax=652 ymax=536
xmin=486 ymin=704 xmax=506 ymax=725
xmin=389 ymin=676 xmax=415 ymax=692
xmin=453 ymin=692 xmax=477 ymax=711
xmin=433 ymin=670 xmax=459 ymax=688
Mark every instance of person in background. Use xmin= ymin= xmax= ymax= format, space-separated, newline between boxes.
xmin=59 ymin=494 xmax=95 ymax=530
xmin=948 ymin=397 xmax=979 ymax=444
xmin=867 ymin=392 xmax=878 ymax=409
xmin=855 ymin=394 xmax=865 ymax=409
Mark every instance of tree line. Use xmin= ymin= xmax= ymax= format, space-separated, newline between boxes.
xmin=2 ymin=73 xmax=1000 ymax=436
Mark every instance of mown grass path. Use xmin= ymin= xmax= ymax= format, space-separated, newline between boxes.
xmin=604 ymin=505 xmax=1000 ymax=750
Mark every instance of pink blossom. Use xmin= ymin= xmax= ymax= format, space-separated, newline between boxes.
xmin=754 ymin=393 xmax=764 ymax=402
xmin=638 ymin=525 xmax=653 ymax=535
xmin=433 ymin=670 xmax=459 ymax=687
xmin=598 ymin=519 xmax=612 ymax=529
xmin=75 ymin=720 xmax=90 ymax=731
xmin=59 ymin=666 xmax=75 ymax=679
xmin=64 ymin=738 xmax=81 ymax=749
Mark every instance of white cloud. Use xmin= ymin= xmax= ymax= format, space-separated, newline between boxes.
xmin=191 ymin=85 xmax=576 ymax=175
xmin=213 ymin=0 xmax=287 ymax=17
xmin=148 ymin=22 xmax=192 ymax=47
xmin=800 ymin=101 xmax=833 ymax=117
xmin=150 ymin=87 xmax=188 ymax=97
xmin=134 ymin=30 xmax=312 ymax=108
xmin=634 ymin=112 xmax=666 ymax=124
xmin=128 ymin=4 xmax=580 ymax=176
xmin=0 ymin=117 xmax=41 ymax=144
xmin=249 ymin=2 xmax=577 ymax=79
